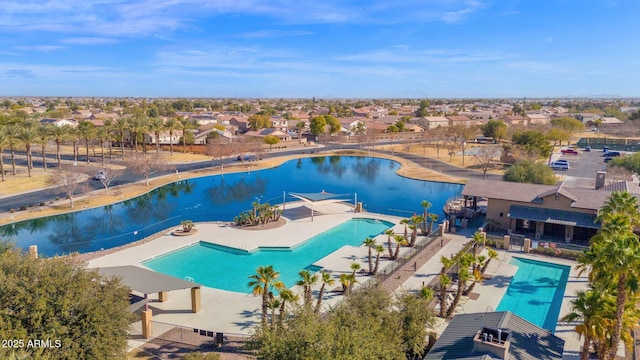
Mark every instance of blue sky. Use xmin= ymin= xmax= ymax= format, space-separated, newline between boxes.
xmin=0 ymin=0 xmax=638 ymax=98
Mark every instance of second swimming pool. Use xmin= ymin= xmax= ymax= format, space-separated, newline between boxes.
xmin=142 ymin=218 xmax=393 ymax=293
xmin=495 ymin=257 xmax=570 ymax=332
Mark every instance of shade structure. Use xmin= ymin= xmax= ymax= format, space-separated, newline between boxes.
xmin=288 ymin=191 xmax=350 ymax=221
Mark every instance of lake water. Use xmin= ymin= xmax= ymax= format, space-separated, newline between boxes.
xmin=0 ymin=156 xmax=463 ymax=256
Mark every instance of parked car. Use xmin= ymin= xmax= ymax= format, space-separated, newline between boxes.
xmin=93 ymin=169 xmax=107 ymax=181
xmin=561 ymin=148 xmax=579 ymax=155
xmin=585 ymin=145 xmax=591 ymax=152
xmin=549 ymin=161 xmax=570 ymax=170
xmin=603 ymin=151 xmax=621 ymax=157
xmin=603 ymin=146 xmax=609 ymax=153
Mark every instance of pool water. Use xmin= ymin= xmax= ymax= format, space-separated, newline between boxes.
xmin=495 ymin=257 xmax=569 ymax=332
xmin=142 ymin=218 xmax=393 ymax=293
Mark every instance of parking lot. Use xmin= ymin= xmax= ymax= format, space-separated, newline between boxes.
xmin=549 ymin=146 xmax=619 ymax=187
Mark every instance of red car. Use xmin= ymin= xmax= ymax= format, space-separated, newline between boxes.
xmin=561 ymin=148 xmax=579 ymax=155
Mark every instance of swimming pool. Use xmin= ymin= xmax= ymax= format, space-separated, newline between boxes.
xmin=495 ymin=257 xmax=569 ymax=332
xmin=142 ymin=218 xmax=393 ymax=293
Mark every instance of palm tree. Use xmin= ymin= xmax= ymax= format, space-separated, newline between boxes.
xmin=384 ymin=229 xmax=394 ymax=258
xmin=0 ymin=129 xmax=9 ymax=181
xmin=419 ymin=285 xmax=434 ymax=301
xmin=471 ymin=231 xmax=484 ymax=255
xmin=597 ymin=191 xmax=640 ymax=226
xmin=127 ymin=113 xmax=148 ymax=155
xmin=562 ymin=287 xmax=613 ymax=360
xmin=372 ymin=245 xmax=385 ymax=274
xmin=68 ymin=126 xmax=81 ymax=164
xmin=147 ymin=117 xmax=165 ymax=154
xmin=36 ymin=125 xmax=51 ymax=171
xmin=363 ymin=237 xmax=376 ymax=273
xmin=438 ymin=274 xmax=451 ymax=318
xmin=400 ymin=218 xmax=409 ymax=240
xmin=339 ymin=273 xmax=357 ymax=295
xmin=463 ymin=264 xmax=483 ymax=296
xmin=113 ymin=116 xmax=129 ymax=160
xmin=17 ymin=122 xmax=39 ymax=177
xmin=350 ymin=262 xmax=361 ymax=277
xmin=278 ymin=288 xmax=299 ymax=322
xmin=580 ymin=194 xmax=640 ymax=360
xmin=428 ymin=213 xmax=439 ymax=234
xmin=267 ymin=295 xmax=280 ymax=328
xmin=296 ymin=269 xmax=318 ymax=307
xmin=179 ymin=117 xmax=198 ymax=154
xmin=393 ymin=235 xmax=407 ymax=260
xmin=77 ymin=120 xmax=96 ymax=164
xmin=49 ymin=124 xmax=70 ymax=168
xmin=421 ymin=200 xmax=432 ymax=234
xmin=95 ymin=127 xmax=110 ymax=166
xmin=481 ymin=249 xmax=498 ymax=273
xmin=248 ymin=265 xmax=285 ymax=324
xmin=103 ymin=118 xmax=115 ymax=158
xmin=5 ymin=124 xmax=19 ymax=175
xmin=409 ymin=215 xmax=424 ymax=246
xmin=447 ymin=258 xmax=471 ymax=318
xmin=315 ymin=270 xmax=335 ymax=313
xmin=164 ymin=117 xmax=180 ymax=156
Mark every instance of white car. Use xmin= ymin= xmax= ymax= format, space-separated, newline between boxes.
xmin=549 ymin=161 xmax=569 ymax=170
xmin=93 ymin=169 xmax=107 ymax=181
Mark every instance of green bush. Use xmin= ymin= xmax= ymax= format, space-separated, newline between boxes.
xmin=182 ymin=352 xmax=221 ymax=360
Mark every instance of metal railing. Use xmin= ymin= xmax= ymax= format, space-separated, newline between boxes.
xmin=145 ymin=320 xmax=250 ymax=352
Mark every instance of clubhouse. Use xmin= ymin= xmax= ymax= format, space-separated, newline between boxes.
xmin=461 ymin=174 xmax=640 ymax=245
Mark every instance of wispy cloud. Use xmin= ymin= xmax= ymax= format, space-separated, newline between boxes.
xmin=334 ymin=48 xmax=506 ymax=64
xmin=16 ymin=45 xmax=63 ymax=52
xmin=61 ymin=37 xmax=119 ymax=45
xmin=0 ymin=69 xmax=35 ymax=78
xmin=237 ymin=30 xmax=313 ymax=39
xmin=0 ymin=0 xmax=486 ymax=38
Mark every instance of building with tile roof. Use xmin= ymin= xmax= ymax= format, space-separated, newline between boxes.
xmin=460 ymin=177 xmax=640 ymax=245
xmin=424 ymin=311 xmax=564 ymax=360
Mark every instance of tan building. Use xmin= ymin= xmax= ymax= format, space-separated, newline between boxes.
xmin=460 ymin=178 xmax=640 ymax=245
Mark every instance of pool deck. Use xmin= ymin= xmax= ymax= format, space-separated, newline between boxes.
xmin=413 ymin=228 xmax=595 ymax=360
xmin=88 ymin=202 xmax=593 ymax=359
xmin=88 ymin=202 xmax=408 ymax=350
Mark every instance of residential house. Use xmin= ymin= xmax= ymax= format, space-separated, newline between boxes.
xmin=39 ymin=118 xmax=77 ymax=127
xmin=424 ymin=311 xmax=564 ymax=360
xmin=525 ymin=113 xmax=550 ymax=126
xmin=404 ymin=123 xmax=425 ymax=132
xmin=189 ymin=114 xmax=218 ymax=125
xmin=192 ymin=125 xmax=233 ymax=145
xmin=146 ymin=130 xmax=181 ymax=145
xmin=447 ymin=115 xmax=474 ymax=127
xmin=269 ymin=116 xmax=289 ymax=132
xmin=600 ymin=117 xmax=623 ymax=126
xmin=376 ymin=115 xmax=402 ymax=125
xmin=290 ymin=112 xmax=310 ymax=121
xmin=570 ymin=113 xmax=602 ymax=125
xmin=244 ymin=128 xmax=291 ymax=141
xmin=421 ymin=116 xmax=449 ymax=129
xmin=71 ymin=110 xmax=93 ymax=119
xmin=501 ymin=115 xmax=527 ymax=126
xmin=228 ymin=116 xmax=250 ymax=133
